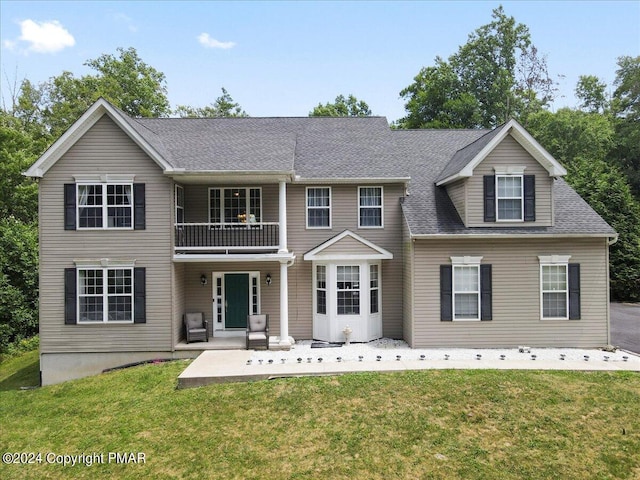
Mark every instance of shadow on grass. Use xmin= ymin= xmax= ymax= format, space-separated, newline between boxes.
xmin=0 ymin=351 xmax=40 ymax=391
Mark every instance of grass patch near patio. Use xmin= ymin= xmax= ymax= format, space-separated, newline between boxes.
xmin=1 ymin=356 xmax=639 ymax=479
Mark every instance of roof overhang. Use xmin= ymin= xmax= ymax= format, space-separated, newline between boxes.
xmin=436 ymin=119 xmax=567 ymax=186
xmin=167 ymin=170 xmax=294 ymax=184
xmin=293 ymin=176 xmax=411 ymax=184
xmin=24 ymin=98 xmax=174 ymax=178
xmin=410 ymin=233 xmax=617 ymax=240
xmin=303 ymin=230 xmax=393 ymax=261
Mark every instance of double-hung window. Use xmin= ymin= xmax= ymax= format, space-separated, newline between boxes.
xmin=78 ymin=267 xmax=133 ymax=323
xmin=209 ymin=187 xmax=262 ymax=225
xmin=370 ymin=264 xmax=379 ymax=314
xmin=307 ymin=187 xmax=331 ymax=228
xmin=496 ymin=175 xmax=523 ymax=221
xmin=541 ymin=263 xmax=568 ymax=319
xmin=77 ymin=183 xmax=133 ymax=229
xmin=453 ymin=265 xmax=480 ymax=320
xmin=316 ymin=265 xmax=327 ymax=315
xmin=337 ymin=266 xmax=360 ymax=315
xmin=359 ymin=186 xmax=383 ymax=228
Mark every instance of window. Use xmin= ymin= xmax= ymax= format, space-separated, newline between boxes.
xmin=78 ymin=268 xmax=133 ymax=322
xmin=77 ymin=183 xmax=133 ymax=229
xmin=316 ymin=265 xmax=327 ymax=315
xmin=496 ymin=175 xmax=523 ymax=221
xmin=307 ymin=187 xmax=331 ymax=228
xmin=541 ymin=264 xmax=568 ymax=319
xmin=337 ymin=266 xmax=360 ymax=315
xmin=453 ymin=265 xmax=480 ymax=320
xmin=359 ymin=186 xmax=383 ymax=228
xmin=370 ymin=264 xmax=379 ymax=314
xmin=209 ymin=187 xmax=262 ymax=225
xmin=175 ymin=185 xmax=184 ymax=224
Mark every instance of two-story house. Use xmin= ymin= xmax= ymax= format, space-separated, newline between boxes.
xmin=26 ymin=99 xmax=617 ymax=385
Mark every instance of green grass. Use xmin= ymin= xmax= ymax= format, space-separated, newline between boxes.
xmin=1 ymin=354 xmax=639 ymax=479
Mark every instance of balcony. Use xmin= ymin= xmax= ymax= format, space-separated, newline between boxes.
xmin=174 ymin=222 xmax=280 ymax=253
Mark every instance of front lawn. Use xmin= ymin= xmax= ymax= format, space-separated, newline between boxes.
xmin=0 ymin=354 xmax=639 ymax=479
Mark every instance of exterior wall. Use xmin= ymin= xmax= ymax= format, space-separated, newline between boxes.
xmin=286 ymin=183 xmax=404 ymax=340
xmin=180 ymin=262 xmax=282 ymax=338
xmin=402 ymin=213 xmax=414 ymax=347
xmin=446 ymin=179 xmax=466 ymax=225
xmin=411 ymin=237 xmax=609 ymax=348
xmin=466 ymin=135 xmax=554 ymax=227
xmin=172 ymin=263 xmax=185 ymax=345
xmin=181 ymin=184 xmax=279 ymax=223
xmin=38 ymin=114 xmax=173 ymax=355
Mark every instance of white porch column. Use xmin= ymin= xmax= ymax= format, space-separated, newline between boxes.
xmin=279 ymin=260 xmax=290 ymax=345
xmin=278 ymin=180 xmax=288 ymax=253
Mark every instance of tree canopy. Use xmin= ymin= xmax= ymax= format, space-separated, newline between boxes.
xmin=309 ymin=94 xmax=372 ymax=117
xmin=398 ymin=6 xmax=555 ymax=129
xmin=175 ymin=87 xmax=248 ymax=118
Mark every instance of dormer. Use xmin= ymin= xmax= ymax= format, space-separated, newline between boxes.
xmin=435 ymin=119 xmax=567 ymax=228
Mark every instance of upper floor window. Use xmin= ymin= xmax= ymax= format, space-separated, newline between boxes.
xmin=78 ymin=183 xmax=133 ymax=229
xmin=307 ymin=187 xmax=331 ymax=228
xmin=359 ymin=186 xmax=383 ymax=228
xmin=175 ymin=185 xmax=184 ymax=224
xmin=209 ymin=187 xmax=262 ymax=225
xmin=496 ymin=175 xmax=523 ymax=221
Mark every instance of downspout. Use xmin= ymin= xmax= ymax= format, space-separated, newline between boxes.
xmin=606 ymin=235 xmax=618 ymax=346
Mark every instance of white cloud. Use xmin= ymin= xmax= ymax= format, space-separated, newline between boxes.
xmin=17 ymin=19 xmax=75 ymax=53
xmin=197 ymin=33 xmax=235 ymax=50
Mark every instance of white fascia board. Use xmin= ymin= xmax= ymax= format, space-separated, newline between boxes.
xmin=435 ymin=119 xmax=567 ymax=187
xmin=303 ymin=229 xmax=393 ymax=261
xmin=293 ymin=177 xmax=411 ymax=184
xmin=24 ymin=98 xmax=172 ymax=178
xmin=172 ymin=253 xmax=296 ymax=263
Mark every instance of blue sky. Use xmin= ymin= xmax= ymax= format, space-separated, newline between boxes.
xmin=1 ymin=1 xmax=639 ymax=122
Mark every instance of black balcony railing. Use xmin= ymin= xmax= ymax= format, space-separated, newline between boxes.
xmin=174 ymin=223 xmax=280 ymax=252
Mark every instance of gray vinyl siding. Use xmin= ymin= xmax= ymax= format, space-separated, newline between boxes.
xmin=402 ymin=214 xmax=414 ymax=347
xmin=319 ymin=235 xmax=380 ymax=256
xmin=180 ymin=262 xmax=281 ymax=337
xmin=182 ymin=184 xmax=279 ymax=223
xmin=287 ymin=183 xmax=404 ymax=340
xmin=38 ymin=114 xmax=173 ymax=353
xmin=411 ymin=237 xmax=609 ymax=348
xmin=173 ymin=263 xmax=185 ymax=344
xmin=467 ymin=135 xmax=554 ymax=227
xmin=446 ymin=180 xmax=466 ymax=225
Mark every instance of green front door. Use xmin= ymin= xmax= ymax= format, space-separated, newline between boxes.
xmin=225 ymin=273 xmax=249 ymax=329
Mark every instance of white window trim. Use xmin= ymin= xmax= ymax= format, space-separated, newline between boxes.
xmin=76 ymin=182 xmax=134 ymax=230
xmin=358 ymin=186 xmax=384 ymax=229
xmin=336 ymin=265 xmax=361 ymax=315
xmin=175 ymin=184 xmax=184 ymax=224
xmin=495 ymin=174 xmax=524 ymax=222
xmin=208 ymin=187 xmax=263 ymax=225
xmin=539 ymin=255 xmax=571 ymax=320
xmin=369 ymin=263 xmax=380 ymax=315
xmin=450 ymin=256 xmax=482 ymax=321
xmin=315 ymin=265 xmax=327 ymax=315
xmin=76 ymin=266 xmax=134 ymax=324
xmin=306 ymin=186 xmax=332 ymax=229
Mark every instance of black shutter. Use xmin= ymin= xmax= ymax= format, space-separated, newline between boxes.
xmin=524 ymin=175 xmax=536 ymax=222
xmin=64 ymin=268 xmax=77 ymax=324
xmin=64 ymin=184 xmax=76 ymax=230
xmin=568 ymin=263 xmax=581 ymax=320
xmin=134 ymin=267 xmax=146 ymax=323
xmin=134 ymin=183 xmax=145 ymax=230
xmin=440 ymin=265 xmax=453 ymax=321
xmin=480 ymin=264 xmax=492 ymax=321
xmin=483 ymin=175 xmax=496 ymax=222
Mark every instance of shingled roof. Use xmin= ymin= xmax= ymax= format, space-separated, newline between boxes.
xmin=25 ymin=98 xmax=615 ymax=238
